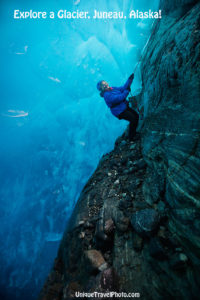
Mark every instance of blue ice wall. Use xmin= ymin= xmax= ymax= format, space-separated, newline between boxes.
xmin=0 ymin=0 xmax=159 ymax=299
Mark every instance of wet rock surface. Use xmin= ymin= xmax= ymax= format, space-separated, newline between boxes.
xmin=37 ymin=1 xmax=200 ymax=299
xmin=37 ymin=135 xmax=150 ymax=300
xmin=130 ymin=208 xmax=161 ymax=237
xmin=137 ymin=0 xmax=200 ymax=298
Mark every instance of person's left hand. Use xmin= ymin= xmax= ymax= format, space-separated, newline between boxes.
xmin=128 ymin=73 xmax=134 ymax=81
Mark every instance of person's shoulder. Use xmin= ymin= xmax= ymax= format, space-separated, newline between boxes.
xmin=101 ymin=87 xmax=114 ymax=99
xmin=100 ymin=91 xmax=109 ymax=99
xmin=112 ymin=86 xmax=122 ymax=91
xmin=103 ymin=89 xmax=112 ymax=96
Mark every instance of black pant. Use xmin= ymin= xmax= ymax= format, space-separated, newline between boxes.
xmin=117 ymin=106 xmax=139 ymax=140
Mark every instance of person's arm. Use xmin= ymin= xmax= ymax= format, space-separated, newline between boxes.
xmin=104 ymin=89 xmax=129 ymax=106
xmin=112 ymin=74 xmax=134 ymax=92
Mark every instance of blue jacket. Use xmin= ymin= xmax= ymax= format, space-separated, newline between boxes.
xmin=101 ymin=77 xmax=133 ymax=117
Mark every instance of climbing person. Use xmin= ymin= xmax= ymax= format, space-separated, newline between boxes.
xmin=97 ymin=74 xmax=140 ymax=141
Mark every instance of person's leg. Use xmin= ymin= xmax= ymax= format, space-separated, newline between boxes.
xmin=127 ymin=107 xmax=139 ymax=139
xmin=117 ymin=109 xmax=139 ymax=140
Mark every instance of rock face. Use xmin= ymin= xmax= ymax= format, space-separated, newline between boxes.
xmin=138 ymin=0 xmax=200 ymax=293
xmin=37 ymin=1 xmax=200 ymax=299
xmin=130 ymin=208 xmax=161 ymax=237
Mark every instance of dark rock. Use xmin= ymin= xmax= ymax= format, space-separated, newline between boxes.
xmin=142 ymin=168 xmax=166 ymax=205
xmin=130 ymin=208 xmax=161 ymax=236
xmin=133 ymin=159 xmax=147 ymax=171
xmin=138 ymin=2 xmax=200 ymax=297
xmin=120 ymin=140 xmax=127 ymax=147
xmin=100 ymin=267 xmax=119 ymax=291
xmin=90 ymin=216 xmax=101 ymax=224
xmin=132 ymin=233 xmax=143 ymax=252
xmin=103 ymin=251 xmax=113 ymax=265
xmin=157 ymin=201 xmax=166 ymax=213
xmin=111 ymin=161 xmax=119 ymax=169
xmin=113 ymin=180 xmax=120 ymax=187
xmin=84 ymin=221 xmax=95 ymax=229
xmin=130 ymin=144 xmax=136 ymax=150
xmin=123 ymin=169 xmax=129 ymax=175
xmin=121 ymin=158 xmax=128 ymax=165
xmin=134 ymin=201 xmax=149 ymax=210
xmin=94 ymin=216 xmax=114 ymax=251
xmin=130 ymin=150 xmax=137 ymax=157
xmin=98 ymin=154 xmax=109 ymax=167
xmin=63 ymin=281 xmax=81 ymax=299
xmin=160 ymin=0 xmax=199 ymax=16
xmin=85 ymin=267 xmax=119 ymax=294
xmin=127 ymin=167 xmax=134 ymax=174
xmin=118 ymin=198 xmax=133 ymax=210
xmin=53 ymin=258 xmax=63 ymax=273
xmin=104 ymin=218 xmax=115 ymax=235
xmin=114 ymin=210 xmax=130 ymax=232
xmin=114 ymin=136 xmax=122 ymax=147
xmin=84 ymin=249 xmax=108 ymax=273
xmin=94 ymin=231 xmax=111 ymax=251
xmin=136 ymin=178 xmax=142 ymax=185
xmin=127 ymin=160 xmax=133 ymax=167
xmin=116 ymin=217 xmax=130 ymax=232
xmin=149 ymin=237 xmax=168 ymax=260
xmin=169 ymin=253 xmax=188 ymax=270
xmin=157 ymin=226 xmax=167 ymax=240
xmin=118 ymin=167 xmax=123 ymax=173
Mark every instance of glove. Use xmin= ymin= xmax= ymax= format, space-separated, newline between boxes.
xmin=127 ymin=86 xmax=131 ymax=92
xmin=128 ymin=73 xmax=134 ymax=81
